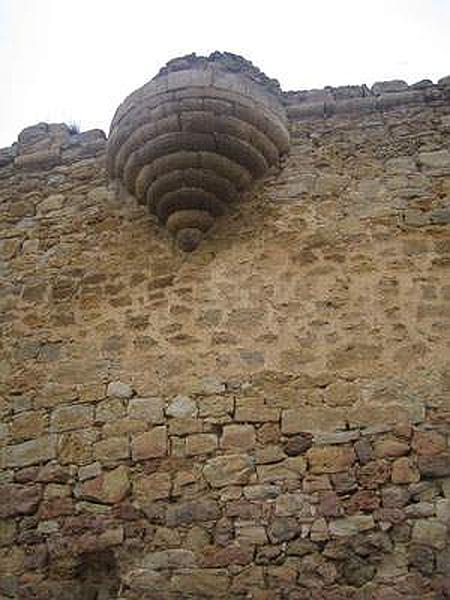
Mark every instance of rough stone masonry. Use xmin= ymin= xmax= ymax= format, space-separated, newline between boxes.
xmin=0 ymin=53 xmax=450 ymax=599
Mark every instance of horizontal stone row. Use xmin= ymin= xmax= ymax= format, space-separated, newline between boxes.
xmin=286 ymin=78 xmax=450 ymax=120
xmin=0 ymin=404 xmax=449 ymax=598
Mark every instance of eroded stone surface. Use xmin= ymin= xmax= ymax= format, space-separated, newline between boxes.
xmin=203 ymin=454 xmax=254 ymax=488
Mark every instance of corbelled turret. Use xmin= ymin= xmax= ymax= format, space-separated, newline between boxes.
xmin=107 ymin=52 xmax=290 ymax=251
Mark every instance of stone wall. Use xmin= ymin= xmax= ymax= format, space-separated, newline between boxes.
xmin=0 ymin=76 xmax=449 ymax=599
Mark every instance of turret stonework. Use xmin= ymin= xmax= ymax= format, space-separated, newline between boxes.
xmin=107 ymin=53 xmax=290 ymax=251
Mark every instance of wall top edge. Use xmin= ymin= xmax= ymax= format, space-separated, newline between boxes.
xmin=1 ymin=75 xmax=449 ymax=166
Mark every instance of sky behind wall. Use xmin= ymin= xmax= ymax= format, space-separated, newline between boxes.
xmin=0 ymin=0 xmax=449 ymax=147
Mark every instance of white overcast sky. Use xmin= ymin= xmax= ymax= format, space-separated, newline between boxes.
xmin=0 ymin=0 xmax=449 ymax=147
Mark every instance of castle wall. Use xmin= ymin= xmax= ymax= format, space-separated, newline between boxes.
xmin=0 ymin=81 xmax=449 ymax=598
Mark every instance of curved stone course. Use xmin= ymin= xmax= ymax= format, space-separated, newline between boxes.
xmin=107 ymin=52 xmax=290 ymax=251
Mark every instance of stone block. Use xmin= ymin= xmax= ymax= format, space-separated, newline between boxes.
xmin=36 ymin=463 xmax=70 ymax=483
xmin=203 ymin=454 xmax=254 ymax=487
xmin=44 ymin=483 xmax=71 ymax=499
xmin=385 ymin=157 xmax=417 ymax=174
xmin=268 ymin=517 xmax=300 ymax=543
xmin=34 ymin=383 xmax=78 ymax=409
xmin=348 ymin=396 xmax=425 ymax=428
xmin=230 ymin=565 xmax=264 ymax=593
xmin=172 ymin=469 xmax=204 ymax=497
xmin=38 ymin=497 xmax=74 ymax=519
xmin=4 ymin=435 xmax=57 ymax=467
xmin=257 ymin=423 xmax=280 ymax=445
xmin=257 ymin=456 xmax=307 ymax=483
xmin=198 ymin=396 xmax=234 ymax=419
xmin=243 ymin=484 xmax=281 ymax=500
xmin=235 ymin=399 xmax=279 ymax=422
xmin=37 ymin=193 xmax=65 ymax=215
xmin=142 ymin=548 xmax=196 ymax=570
xmin=357 ymin=460 xmax=391 ymax=489
xmin=391 ymin=457 xmax=420 ymax=484
xmin=166 ymin=395 xmax=197 ymax=418
xmin=57 ymin=429 xmax=98 ymax=465
xmin=438 ymin=75 xmax=450 ymax=87
xmin=93 ymin=436 xmax=129 ymax=462
xmin=418 ymin=150 xmax=450 ymax=174
xmin=303 ymin=474 xmax=332 ymax=493
xmin=254 ymin=445 xmax=285 ymax=464
xmin=171 ymin=569 xmax=230 ymax=597
xmin=412 ymin=518 xmax=448 ymax=549
xmin=0 ymin=520 xmax=16 ymax=546
xmin=128 ymin=397 xmax=164 ymax=423
xmin=281 ymin=406 xmax=346 ymax=434
xmin=418 ymin=453 xmax=450 ymax=478
xmin=95 ymin=398 xmax=126 ymax=422
xmin=275 ymin=493 xmax=313 ymax=518
xmin=283 ymin=433 xmax=313 ymax=456
xmin=103 ymin=417 xmax=147 ymax=436
xmin=0 ymin=484 xmax=42 ymax=517
xmin=436 ymin=499 xmax=450 ymax=525
xmin=168 ymin=418 xmax=203 ymax=436
xmin=107 ymin=381 xmax=133 ymax=398
xmin=412 ymin=431 xmax=447 ymax=456
xmin=133 ymin=472 xmax=171 ymax=504
xmin=10 ymin=410 xmax=47 ymax=440
xmin=78 ymin=465 xmax=129 ymax=504
xmin=221 ymin=425 xmax=256 ymax=451
xmin=374 ymin=438 xmax=410 ymax=458
xmin=131 ymin=426 xmax=167 ymax=460
xmin=50 ymin=404 xmax=93 ymax=432
xmin=329 ymin=515 xmax=375 ymax=537
xmin=186 ymin=433 xmax=218 ymax=456
xmin=77 ymin=383 xmax=106 ymax=403
xmin=201 ymin=543 xmax=254 ymax=567
xmin=166 ymin=498 xmax=220 ymax=526
xmin=78 ymin=462 xmax=102 ymax=481
xmin=306 ymin=446 xmax=355 ymax=474
xmin=371 ymin=80 xmax=409 ymax=94
xmin=15 ymin=149 xmax=60 ymax=170
xmin=310 ymin=517 xmax=329 ymax=542
xmin=236 ymin=523 xmax=268 ymax=545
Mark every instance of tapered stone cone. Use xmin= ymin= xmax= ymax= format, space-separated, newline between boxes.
xmin=107 ymin=51 xmax=290 ymax=250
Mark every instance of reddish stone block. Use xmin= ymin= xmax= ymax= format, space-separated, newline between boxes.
xmin=357 ymin=460 xmax=391 ymax=489
xmin=201 ymin=543 xmax=254 ymax=567
xmin=347 ymin=489 xmax=380 ymax=514
xmin=0 ymin=484 xmax=42 ymax=517
xmin=412 ymin=431 xmax=447 ymax=456
xmin=318 ymin=492 xmax=343 ymax=517
xmin=38 ymin=497 xmax=74 ymax=519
